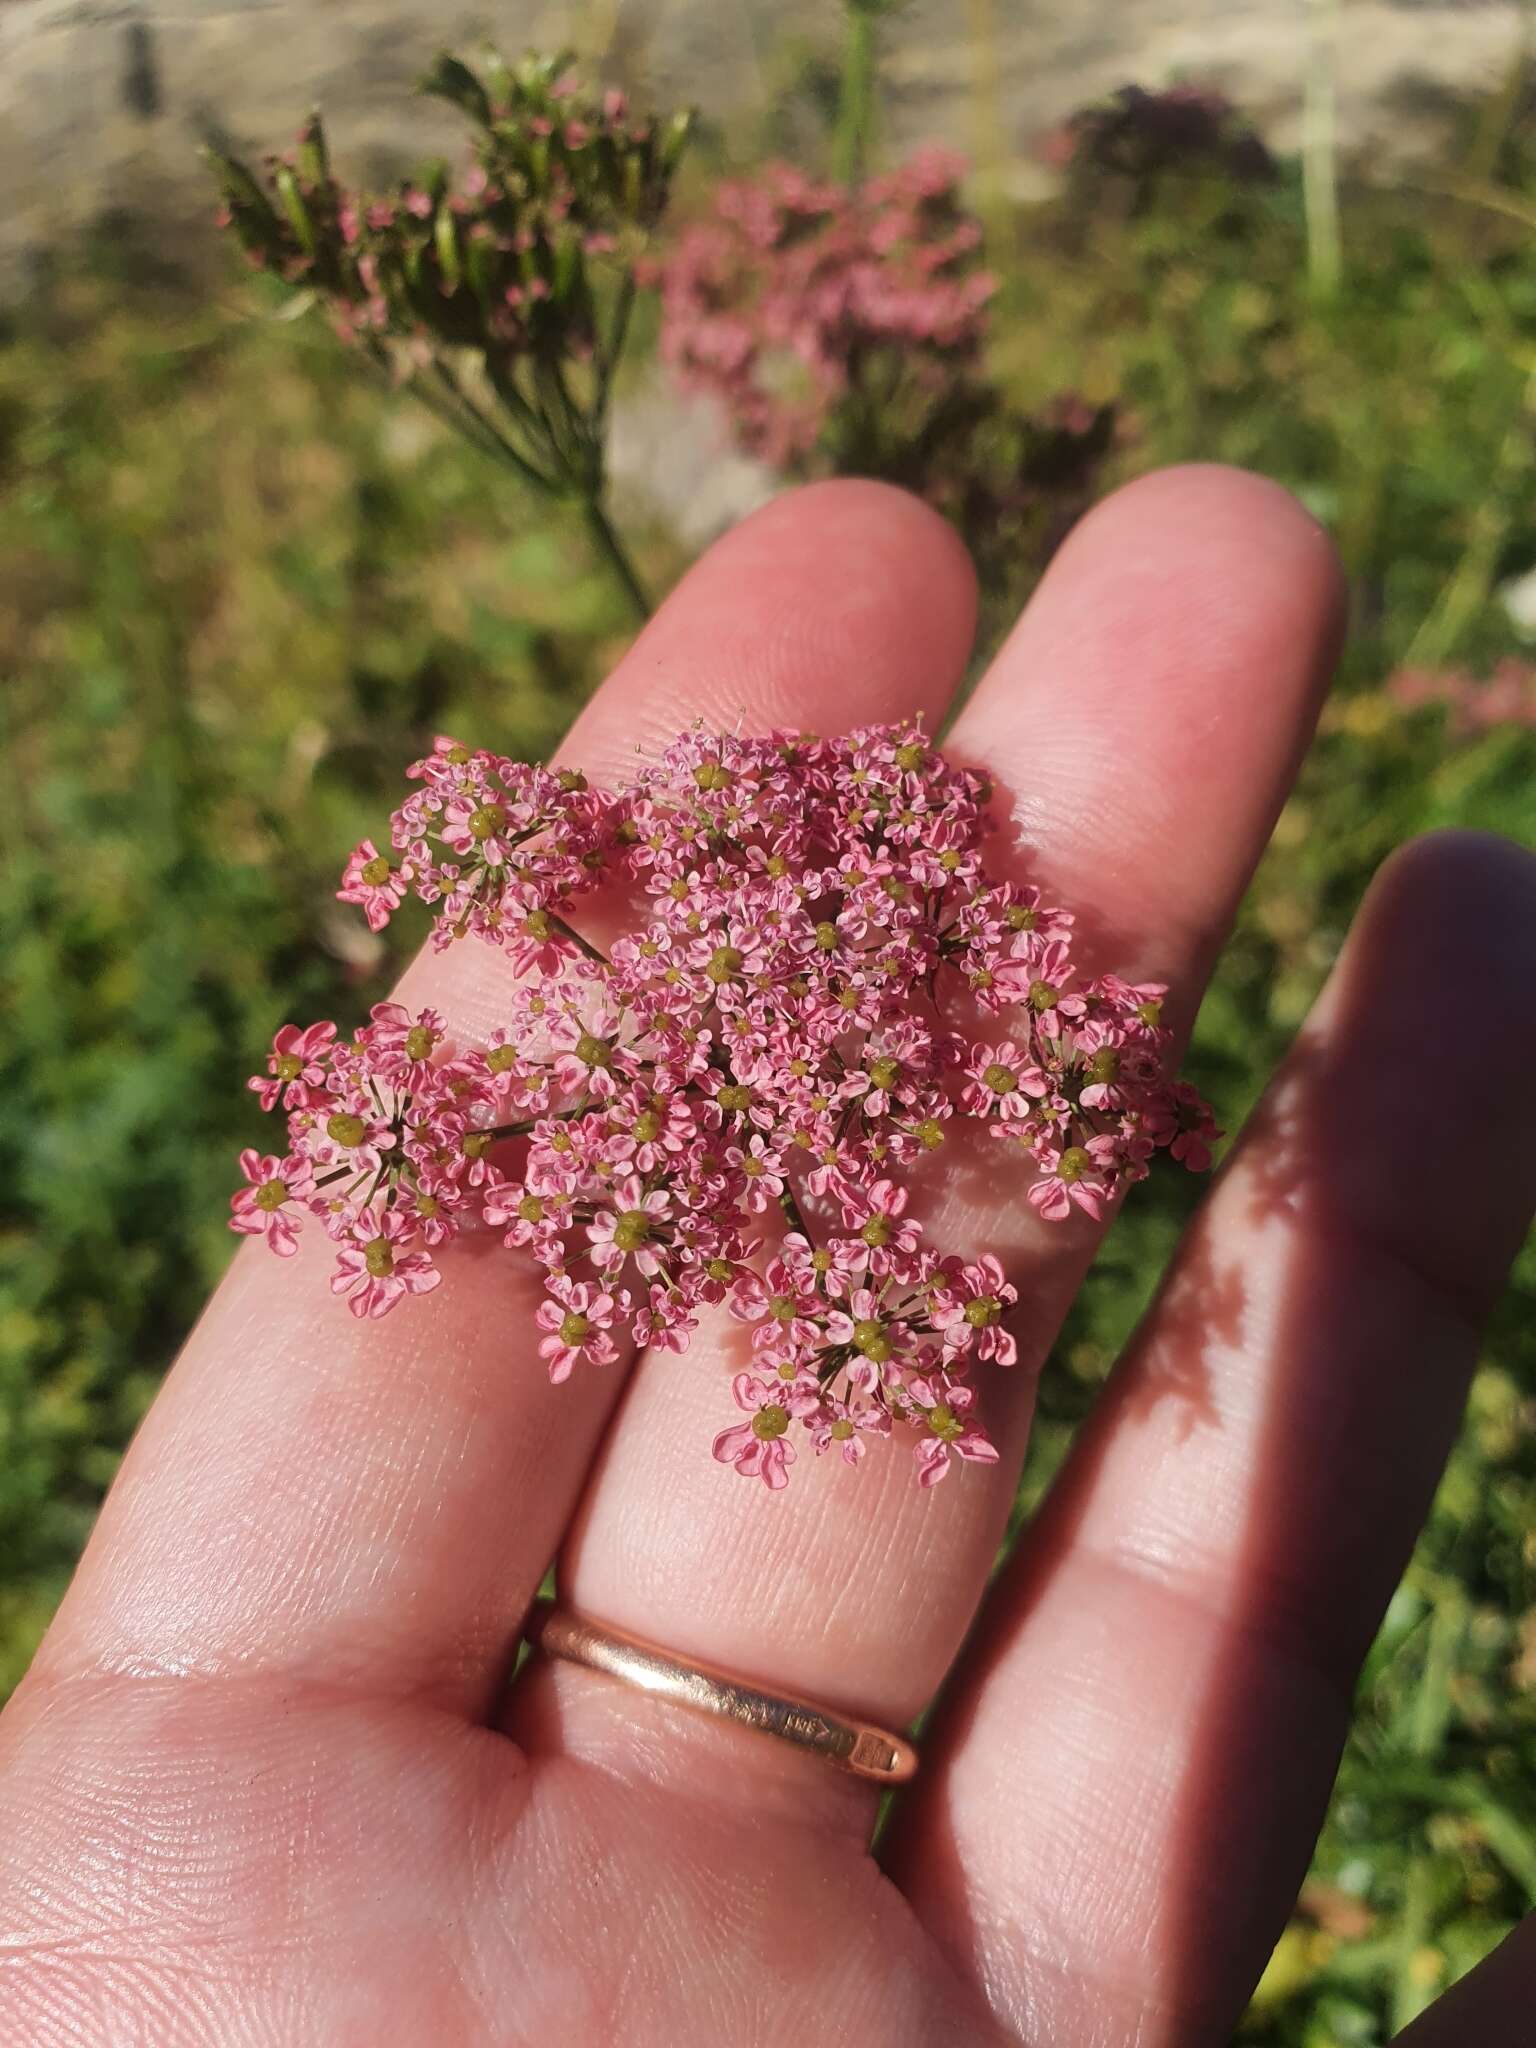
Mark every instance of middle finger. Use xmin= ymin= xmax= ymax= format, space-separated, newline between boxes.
xmin=530 ymin=466 xmax=1344 ymax=1789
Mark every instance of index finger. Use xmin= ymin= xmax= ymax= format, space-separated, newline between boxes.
xmin=22 ymin=481 xmax=977 ymax=1711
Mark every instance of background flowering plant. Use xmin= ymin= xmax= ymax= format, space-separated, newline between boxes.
xmin=238 ymin=722 xmax=1214 ymax=1487
xmin=211 ymin=49 xmax=693 ymax=618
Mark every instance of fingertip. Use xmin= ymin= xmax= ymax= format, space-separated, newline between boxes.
xmin=1368 ymin=826 xmax=1536 ymax=957
xmin=1047 ymin=462 xmax=1346 ymax=681
xmin=1355 ymin=825 xmax=1536 ymax=1097
xmin=566 ymin=480 xmax=977 ymax=784
xmin=949 ymin=463 xmax=1346 ymax=994
xmin=1322 ymin=827 xmax=1536 ymax=1314
xmin=723 ymin=476 xmax=979 ymax=626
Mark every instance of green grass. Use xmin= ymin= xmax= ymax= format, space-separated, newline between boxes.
xmin=3 ymin=101 xmax=1536 ymax=2047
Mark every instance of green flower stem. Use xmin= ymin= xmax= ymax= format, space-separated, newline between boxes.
xmin=778 ymin=1181 xmax=815 ymax=1244
xmin=549 ymin=912 xmax=610 ymax=967
xmin=596 ymin=274 xmax=637 ymax=422
xmin=834 ymin=4 xmax=880 ymax=184
xmin=578 ymin=490 xmax=652 ymax=621
xmin=1302 ymin=0 xmax=1343 ymax=299
xmin=433 ymin=360 xmax=561 ymax=495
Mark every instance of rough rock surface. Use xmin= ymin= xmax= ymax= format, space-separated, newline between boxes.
xmin=1 ymin=2 xmax=1529 ymax=297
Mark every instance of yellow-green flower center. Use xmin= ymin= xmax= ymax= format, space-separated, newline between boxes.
xmin=468 ymin=803 xmax=507 ymax=842
xmin=558 ymin=1310 xmax=590 ymax=1346
xmin=255 ymin=1178 xmax=288 ymax=1213
xmin=751 ymin=1403 xmax=790 ymax=1441
xmin=405 ymin=1025 xmax=435 ymax=1062
xmin=1058 ymin=1146 xmax=1091 ymax=1183
xmin=982 ymin=1063 xmax=1017 ymax=1096
xmin=853 ymin=1318 xmax=894 ymax=1364
xmin=360 ymin=855 xmax=391 ymax=887
xmin=929 ymin=1403 xmax=963 ymax=1441
xmin=364 ymin=1238 xmax=395 ymax=1278
xmin=327 ymin=1112 xmax=367 ymax=1147
xmin=613 ymin=1209 xmax=652 ymax=1252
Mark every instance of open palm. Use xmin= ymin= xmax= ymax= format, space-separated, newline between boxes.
xmin=3 ymin=468 xmax=1534 ymax=2047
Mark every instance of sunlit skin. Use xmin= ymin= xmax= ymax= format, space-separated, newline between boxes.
xmin=2 ymin=472 xmax=1534 ymax=2045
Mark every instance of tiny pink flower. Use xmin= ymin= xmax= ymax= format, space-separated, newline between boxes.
xmin=1027 ymin=1140 xmax=1112 ymax=1223
xmin=329 ymin=1210 xmax=442 ymax=1319
xmin=961 ymin=1039 xmax=1048 ymax=1121
xmin=229 ymin=1149 xmax=312 ymax=1256
xmin=712 ymin=1373 xmax=798 ymax=1490
xmin=249 ymin=1020 xmax=337 ymax=1112
xmin=338 ymin=839 xmax=408 ymax=931
xmin=535 ymin=1279 xmax=619 ymax=1383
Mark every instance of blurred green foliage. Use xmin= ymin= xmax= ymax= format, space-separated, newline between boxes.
xmin=3 ymin=74 xmax=1535 ymax=2048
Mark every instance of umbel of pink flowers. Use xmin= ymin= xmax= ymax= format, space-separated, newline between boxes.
xmin=233 ymin=724 xmax=1217 ymax=1489
xmin=653 ymin=150 xmax=996 ymax=469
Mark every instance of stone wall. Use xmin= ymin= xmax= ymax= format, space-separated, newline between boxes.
xmin=0 ymin=1 xmax=1529 ymax=295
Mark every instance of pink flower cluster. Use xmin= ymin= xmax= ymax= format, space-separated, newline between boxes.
xmin=235 ymin=724 xmax=1217 ymax=1488
xmin=652 ymin=151 xmax=995 ymax=466
xmin=1387 ymin=660 xmax=1536 ymax=739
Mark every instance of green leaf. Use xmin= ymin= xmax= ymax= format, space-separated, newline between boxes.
xmin=433 ymin=205 xmax=461 ymax=293
xmin=294 ymin=110 xmax=329 ymax=187
xmin=273 ymin=165 xmax=315 ymax=255
xmin=417 ymin=52 xmax=492 ymax=128
xmin=204 ymin=147 xmax=275 ymax=223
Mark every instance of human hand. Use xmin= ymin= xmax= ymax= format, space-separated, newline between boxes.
xmin=2 ymin=469 xmax=1533 ymax=2046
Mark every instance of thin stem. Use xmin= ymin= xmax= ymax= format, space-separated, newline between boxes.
xmin=596 ymin=272 xmax=637 ymax=424
xmin=550 ymin=912 xmax=611 ymax=968
xmin=779 ymin=1181 xmax=815 ymax=1244
xmin=434 ymin=359 xmax=561 ymax=496
xmin=578 ymin=491 xmax=652 ymax=620
xmin=965 ymin=0 xmax=1011 ymax=242
xmin=357 ymin=340 xmax=521 ymax=478
xmin=834 ymin=4 xmax=880 ymax=184
xmin=1302 ymin=0 xmax=1343 ymax=300
xmin=482 ymin=357 xmax=568 ymax=472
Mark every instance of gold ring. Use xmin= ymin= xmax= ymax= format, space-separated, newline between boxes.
xmin=527 ymin=1602 xmax=918 ymax=1785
